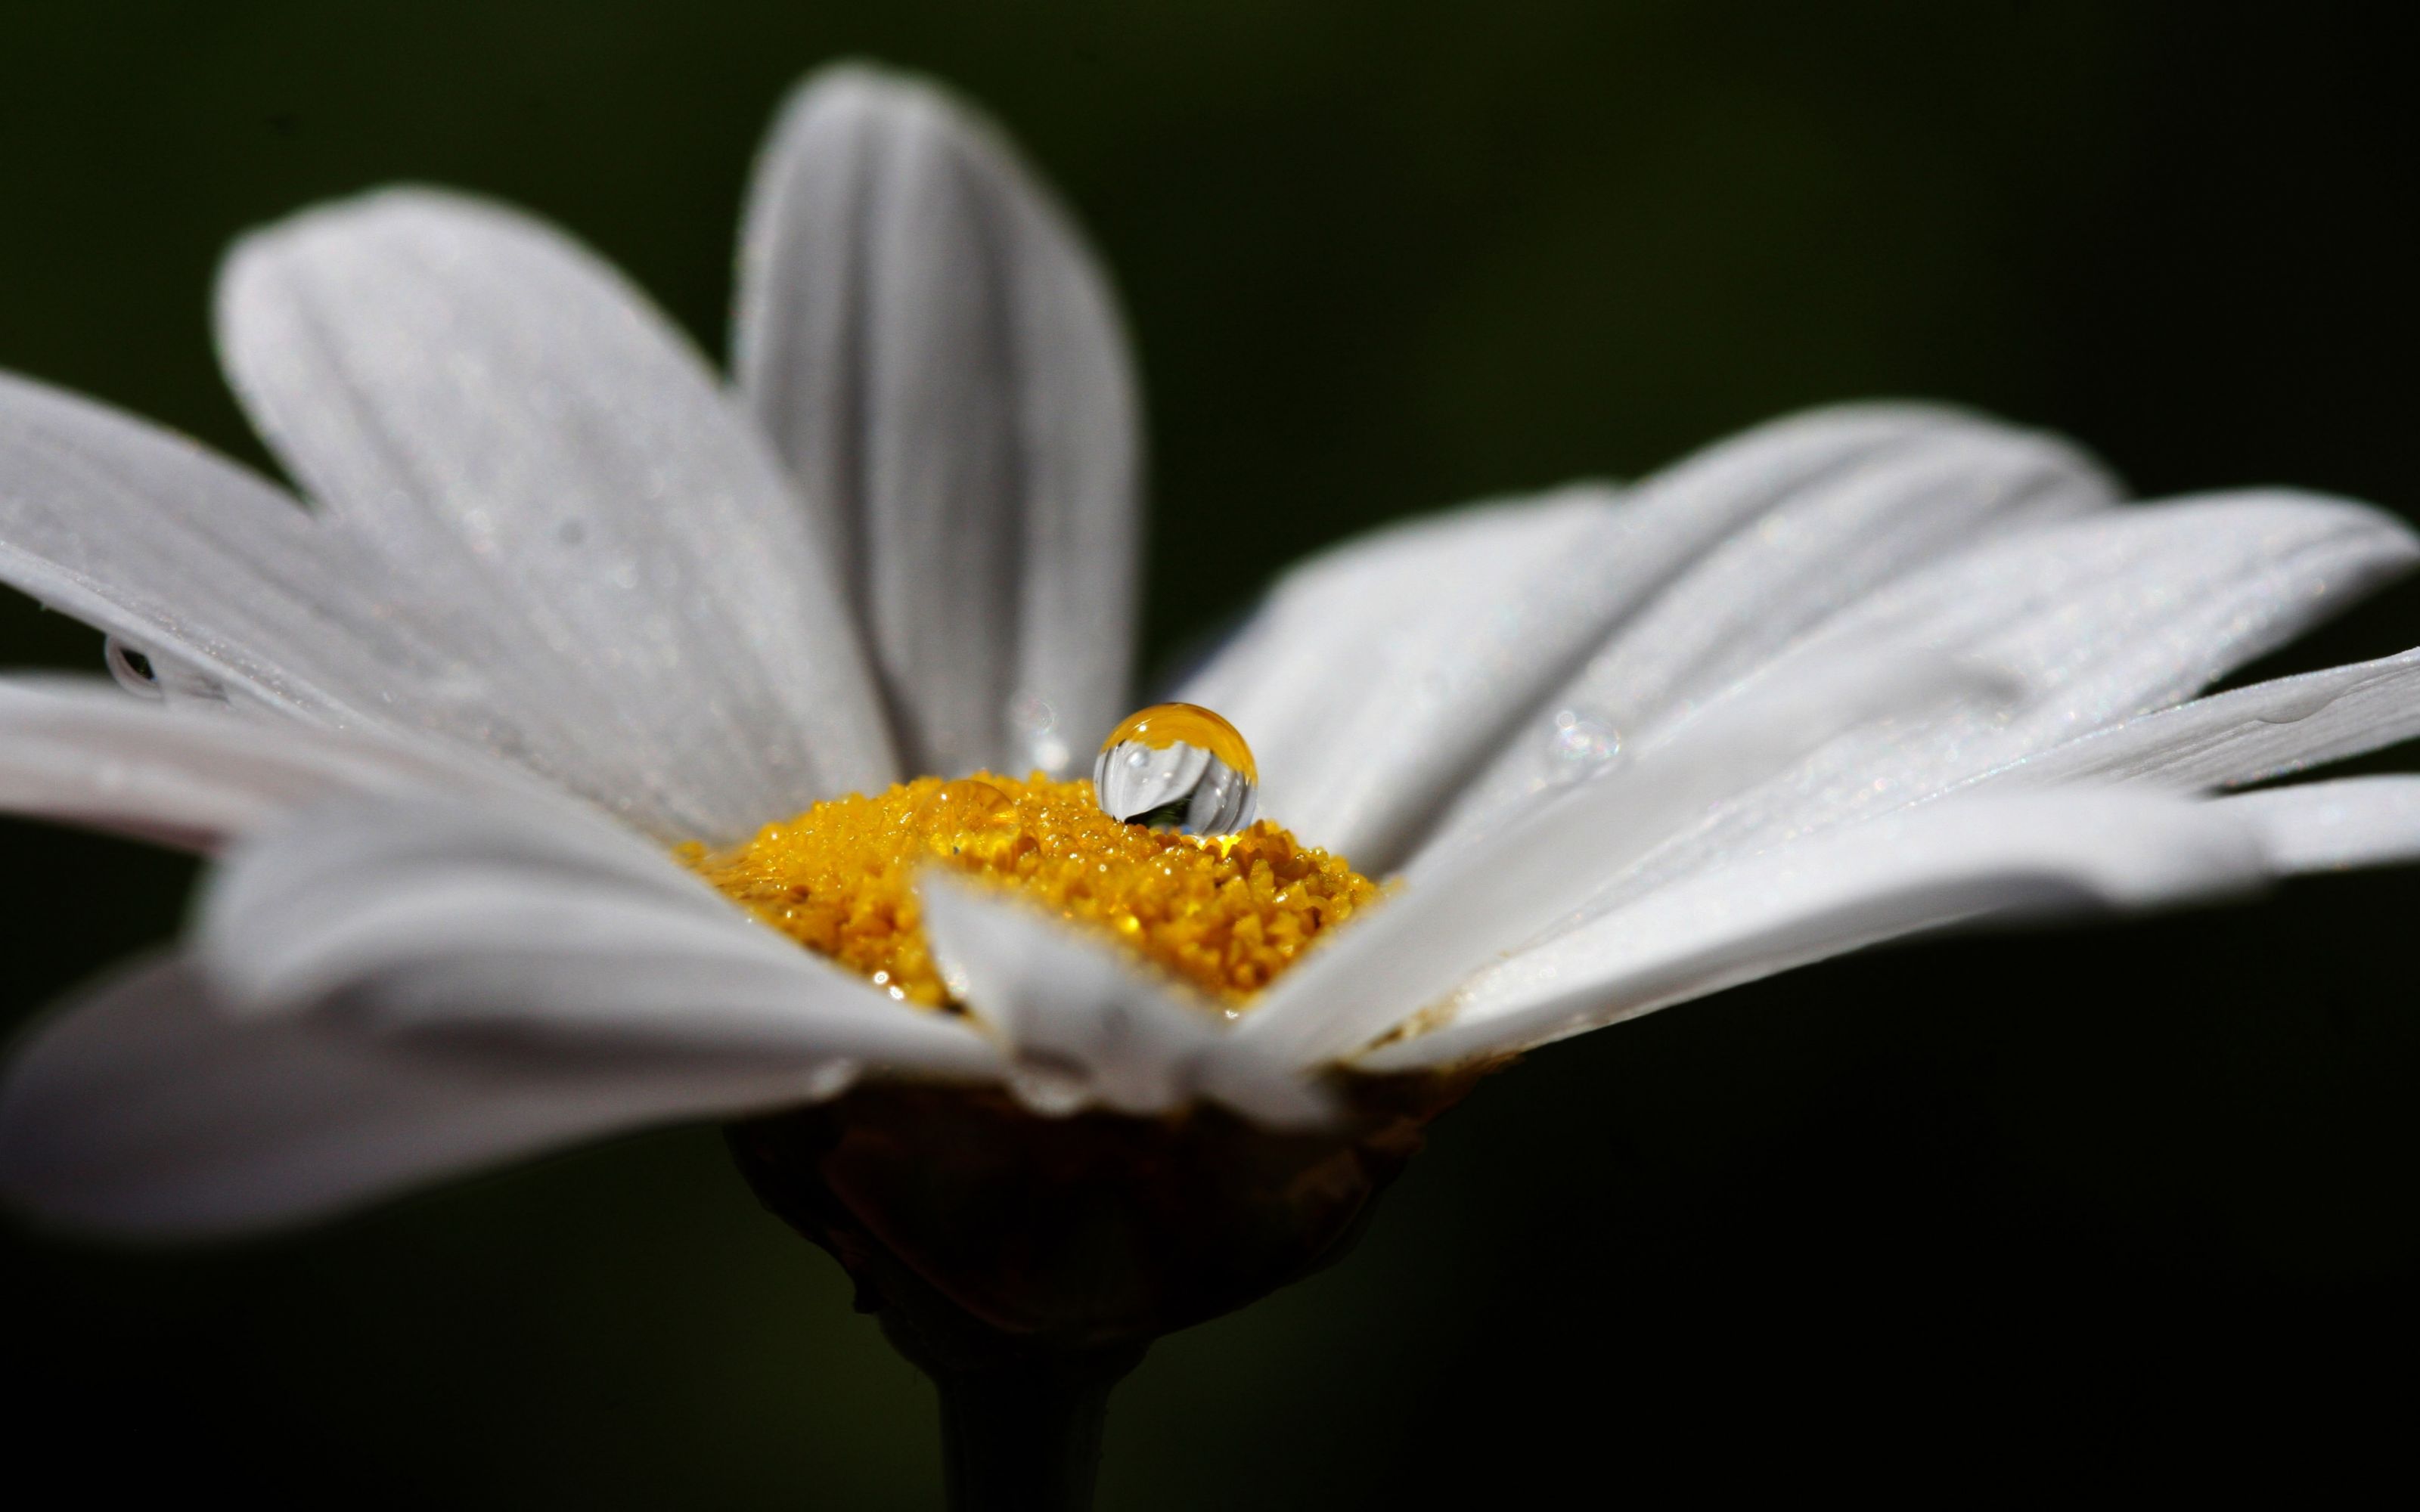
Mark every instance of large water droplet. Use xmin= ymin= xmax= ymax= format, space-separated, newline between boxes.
xmin=1092 ymin=702 xmax=1258 ymax=835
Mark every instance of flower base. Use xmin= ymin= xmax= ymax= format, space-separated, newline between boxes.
xmin=727 ymin=1074 xmax=1479 ymax=1507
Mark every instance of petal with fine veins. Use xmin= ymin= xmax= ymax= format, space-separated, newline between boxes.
xmin=1992 ymin=645 xmax=2420 ymax=792
xmin=918 ymin=871 xmax=1326 ymax=1126
xmin=0 ymin=367 xmax=403 ymax=727
xmin=0 ymin=367 xmax=741 ymax=839
xmin=737 ymin=64 xmax=1140 ymax=779
xmin=1357 ymin=789 xmax=2270 ymax=1072
xmin=1464 ymin=490 xmax=2420 ymax=921
xmin=0 ymin=675 xmax=538 ymax=850
xmin=218 ymin=188 xmax=894 ymax=841
xmin=1183 ymin=402 xmax=2010 ymax=868
xmin=197 ymin=794 xmax=1001 ymax=1074
xmin=1433 ymin=420 xmax=2115 ymax=850
xmin=0 ymin=370 xmax=641 ymax=783
xmin=0 ymin=956 xmax=864 ymax=1238
xmin=1229 ymin=650 xmax=2006 ymax=1069
xmin=1181 ymin=485 xmax=1625 ymax=868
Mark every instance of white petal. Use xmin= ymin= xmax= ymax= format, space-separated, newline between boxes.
xmin=197 ymin=792 xmax=1001 ymax=1075
xmin=0 ymin=675 xmax=535 ymax=850
xmin=0 ymin=376 xmax=500 ymax=725
xmin=1225 ymin=650 xmax=2006 ymax=1069
xmin=1183 ymin=403 xmax=2021 ymax=867
xmin=218 ymin=187 xmax=894 ymax=838
xmin=737 ymin=64 xmax=1140 ymax=778
xmin=1993 ymin=646 xmax=2420 ymax=792
xmin=0 ymin=367 xmax=392 ymax=724
xmin=1180 ymin=485 xmax=1623 ymax=866
xmin=0 ymin=956 xmax=860 ymax=1238
xmin=0 ymin=369 xmax=714 ymax=837
xmin=917 ymin=871 xmax=1325 ymax=1126
xmin=2217 ymin=776 xmax=2420 ymax=873
xmin=1429 ymin=419 xmax=2116 ymax=852
xmin=1468 ymin=491 xmax=2419 ymax=923
xmin=1359 ymin=789 xmax=2269 ymax=1072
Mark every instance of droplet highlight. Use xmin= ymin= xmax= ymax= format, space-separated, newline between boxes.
xmin=1092 ymin=702 xmax=1259 ymax=835
xmin=1007 ymin=689 xmax=1072 ymax=774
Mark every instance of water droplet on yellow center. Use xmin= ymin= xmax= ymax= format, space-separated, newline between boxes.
xmin=1092 ymin=702 xmax=1259 ymax=835
xmin=914 ymin=777 xmax=1016 ymax=840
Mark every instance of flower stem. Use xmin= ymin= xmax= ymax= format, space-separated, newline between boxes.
xmin=881 ymin=1312 xmax=1144 ymax=1511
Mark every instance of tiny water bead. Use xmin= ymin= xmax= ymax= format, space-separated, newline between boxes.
xmin=104 ymin=634 xmax=232 ymax=707
xmin=1092 ymin=702 xmax=1259 ymax=835
xmin=104 ymin=636 xmax=160 ymax=697
xmin=679 ymin=773 xmax=1377 ymax=1010
xmin=914 ymin=776 xmax=1019 ymax=838
xmin=1543 ymin=706 xmax=1623 ymax=781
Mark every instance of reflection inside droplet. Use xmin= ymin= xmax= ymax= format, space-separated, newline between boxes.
xmin=1091 ymin=702 xmax=1259 ymax=835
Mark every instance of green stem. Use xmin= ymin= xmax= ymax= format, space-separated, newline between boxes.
xmin=931 ymin=1353 xmax=1125 ymax=1510
xmin=879 ymin=1312 xmax=1143 ymax=1512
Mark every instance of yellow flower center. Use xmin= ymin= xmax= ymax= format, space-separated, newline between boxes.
xmin=678 ymin=773 xmax=1379 ymax=1012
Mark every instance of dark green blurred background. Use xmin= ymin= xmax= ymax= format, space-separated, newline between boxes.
xmin=5 ymin=1 xmax=2417 ymax=1501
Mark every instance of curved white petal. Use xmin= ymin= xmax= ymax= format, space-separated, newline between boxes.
xmin=1993 ymin=646 xmax=2420 ymax=792
xmin=1457 ymin=491 xmax=2418 ymax=925
xmin=1181 ymin=485 xmax=1624 ymax=866
xmin=1183 ymin=403 xmax=2021 ymax=867
xmin=0 ymin=367 xmax=399 ymax=727
xmin=917 ymin=871 xmax=1325 ymax=1126
xmin=218 ymin=187 xmax=894 ymax=840
xmin=0 ymin=373 xmax=514 ymax=729
xmin=737 ymin=64 xmax=1140 ymax=779
xmin=0 ymin=956 xmax=861 ymax=1238
xmin=1358 ymin=789 xmax=2269 ymax=1072
xmin=2217 ymin=776 xmax=2420 ymax=873
xmin=0 ymin=675 xmax=538 ymax=850
xmin=197 ymin=793 xmax=1001 ymax=1075
xmin=1227 ymin=651 xmax=2006 ymax=1069
xmin=206 ymin=777 xmax=728 ymax=921
xmin=1434 ymin=420 xmax=2116 ymax=850
xmin=1587 ymin=423 xmax=2113 ymax=722
xmin=0 ymin=369 xmax=727 ymax=837
xmin=1687 ymin=490 xmax=2418 ymax=850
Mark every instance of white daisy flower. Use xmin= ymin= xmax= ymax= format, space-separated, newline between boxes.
xmin=5 ymin=64 xmax=2420 ymax=1495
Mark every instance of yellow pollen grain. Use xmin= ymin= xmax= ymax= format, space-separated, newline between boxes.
xmin=675 ymin=773 xmax=1379 ymax=1012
